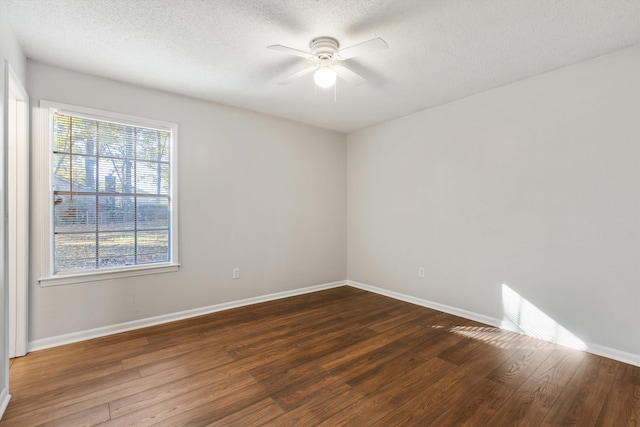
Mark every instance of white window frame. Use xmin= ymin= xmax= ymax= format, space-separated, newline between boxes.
xmin=38 ymin=100 xmax=179 ymax=286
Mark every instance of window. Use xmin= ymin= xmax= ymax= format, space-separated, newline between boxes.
xmin=40 ymin=101 xmax=178 ymax=284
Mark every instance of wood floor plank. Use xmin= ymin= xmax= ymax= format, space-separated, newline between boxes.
xmin=108 ymin=370 xmax=252 ymax=419
xmin=120 ymin=334 xmax=228 ymax=370
xmin=346 ymin=344 xmax=451 ymax=394
xmin=6 ymin=347 xmax=236 ymax=423
xmin=316 ymin=323 xmax=423 ymax=371
xmin=249 ymin=361 xmax=333 ymax=403
xmin=437 ymin=325 xmax=521 ymax=369
xmin=487 ymin=341 xmax=555 ymax=390
xmin=9 ymin=337 xmax=149 ymax=383
xmin=40 ymin=403 xmax=111 ymax=427
xmin=137 ymin=347 xmax=234 ymax=377
xmin=271 ymin=369 xmax=349 ymax=412
xmin=1 ymin=369 xmax=142 ymax=424
xmin=261 ymin=384 xmax=363 ymax=426
xmin=594 ymin=363 xmax=640 ymax=426
xmin=102 ymin=373 xmax=258 ymax=426
xmin=530 ymin=346 xmax=586 ymax=387
xmin=544 ymin=353 xmax=621 ymax=426
xmin=1 ymin=286 xmax=635 ymax=427
xmin=486 ymin=376 xmax=561 ymax=426
xmin=365 ymin=305 xmax=425 ymax=333
xmin=326 ymin=340 xmax=411 ymax=381
xmin=320 ymin=356 xmax=458 ymax=426
xmin=371 ymin=365 xmax=480 ymax=426
xmin=205 ymin=398 xmax=284 ymax=427
xmin=149 ymin=381 xmax=270 ymax=427
xmin=8 ymin=360 xmax=125 ymax=396
xmin=283 ymin=316 xmax=366 ymax=351
xmin=0 ymin=371 xmax=142 ymax=425
xmin=456 ymin=333 xmax=532 ymax=380
xmin=229 ymin=318 xmax=352 ymax=359
xmin=429 ymin=377 xmax=514 ymax=426
xmin=245 ymin=328 xmax=376 ymax=383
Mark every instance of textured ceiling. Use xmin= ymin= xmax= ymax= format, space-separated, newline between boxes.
xmin=2 ymin=0 xmax=640 ymax=133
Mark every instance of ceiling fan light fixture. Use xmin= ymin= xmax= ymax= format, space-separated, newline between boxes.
xmin=314 ymin=66 xmax=336 ymax=88
xmin=269 ymin=36 xmax=387 ymax=88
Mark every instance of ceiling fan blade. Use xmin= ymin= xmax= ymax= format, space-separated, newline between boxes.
xmin=336 ymin=37 xmax=388 ymax=60
xmin=278 ymin=64 xmax=317 ymax=85
xmin=267 ymin=44 xmax=315 ymax=59
xmin=333 ymin=64 xmax=366 ymax=86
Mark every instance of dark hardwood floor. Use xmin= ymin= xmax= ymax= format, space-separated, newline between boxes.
xmin=1 ymin=286 xmax=638 ymax=426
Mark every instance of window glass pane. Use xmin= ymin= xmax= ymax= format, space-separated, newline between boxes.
xmin=52 ymin=153 xmax=71 ymax=192
xmin=136 ymin=128 xmax=170 ymax=162
xmin=54 ymin=195 xmax=96 ymax=233
xmin=135 ymin=161 xmax=169 ymax=195
xmin=98 ymin=158 xmax=134 ymax=193
xmin=137 ymin=231 xmax=169 ymax=264
xmin=70 ymin=117 xmax=97 ymax=156
xmin=98 ymin=196 xmax=135 ymax=231
xmin=53 ymin=114 xmax=70 ymax=152
xmin=98 ymin=231 xmax=135 ymax=268
xmin=55 ymin=233 xmax=97 ymax=272
xmin=53 ymin=153 xmax=97 ymax=193
xmin=98 ymin=122 xmax=135 ymax=159
xmin=137 ymin=197 xmax=169 ymax=230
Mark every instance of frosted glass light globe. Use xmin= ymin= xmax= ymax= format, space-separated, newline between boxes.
xmin=314 ymin=66 xmax=336 ymax=88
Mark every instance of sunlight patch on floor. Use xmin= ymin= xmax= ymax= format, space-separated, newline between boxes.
xmin=447 ymin=325 xmax=523 ymax=348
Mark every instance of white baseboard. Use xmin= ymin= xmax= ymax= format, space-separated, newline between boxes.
xmin=347 ymin=280 xmax=640 ymax=367
xmin=585 ymin=342 xmax=640 ymax=368
xmin=28 ymin=280 xmax=347 ymax=352
xmin=347 ymin=280 xmax=504 ymax=328
xmin=0 ymin=387 xmax=10 ymax=421
xmin=26 ymin=278 xmax=640 ymax=368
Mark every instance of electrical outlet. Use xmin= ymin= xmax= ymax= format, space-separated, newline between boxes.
xmin=418 ymin=267 xmax=425 ymax=278
xmin=233 ymin=268 xmax=240 ymax=279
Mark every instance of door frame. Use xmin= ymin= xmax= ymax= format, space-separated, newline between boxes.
xmin=6 ymin=61 xmax=29 ymax=358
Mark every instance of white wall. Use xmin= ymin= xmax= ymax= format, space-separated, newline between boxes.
xmin=28 ymin=61 xmax=347 ymax=342
xmin=0 ymin=8 xmax=27 ymax=418
xmin=348 ymin=45 xmax=640 ymax=362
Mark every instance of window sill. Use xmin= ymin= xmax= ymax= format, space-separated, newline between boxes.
xmin=39 ymin=263 xmax=180 ymax=287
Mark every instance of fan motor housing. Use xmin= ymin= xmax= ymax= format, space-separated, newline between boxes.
xmin=311 ymin=37 xmax=339 ymax=59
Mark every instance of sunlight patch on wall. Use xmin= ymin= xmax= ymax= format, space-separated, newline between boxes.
xmin=501 ymin=284 xmax=586 ymax=350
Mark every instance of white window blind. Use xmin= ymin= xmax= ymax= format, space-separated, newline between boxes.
xmin=52 ymin=112 xmax=173 ymax=273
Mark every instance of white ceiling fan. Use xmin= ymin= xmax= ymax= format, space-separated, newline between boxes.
xmin=268 ymin=36 xmax=388 ymax=88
